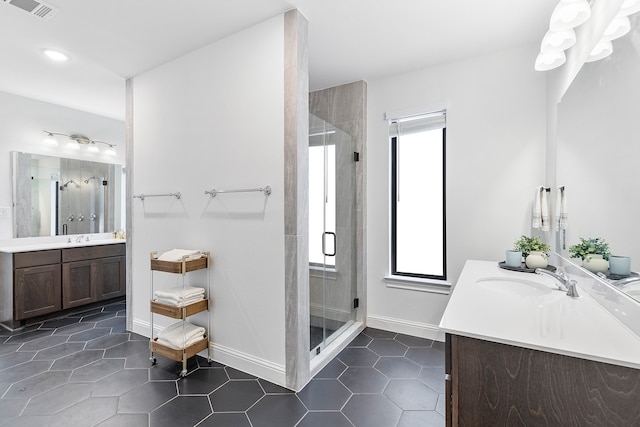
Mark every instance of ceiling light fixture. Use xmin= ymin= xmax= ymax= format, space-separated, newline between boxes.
xmin=43 ymin=132 xmax=58 ymax=146
xmin=602 ymin=16 xmax=631 ymax=41
xmin=41 ymin=49 xmax=69 ymax=62
xmin=535 ymin=50 xmax=567 ymax=71
xmin=43 ymin=131 xmax=116 ymax=154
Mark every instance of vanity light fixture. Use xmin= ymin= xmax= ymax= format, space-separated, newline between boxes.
xmin=602 ymin=16 xmax=631 ymax=41
xmin=535 ymin=50 xmax=567 ymax=71
xmin=549 ymin=0 xmax=591 ymax=31
xmin=586 ymin=40 xmax=613 ymax=62
xmin=42 ymin=131 xmax=116 ymax=154
xmin=43 ymin=132 xmax=58 ymax=146
xmin=618 ymin=0 xmax=640 ymax=17
xmin=41 ymin=48 xmax=69 ymax=62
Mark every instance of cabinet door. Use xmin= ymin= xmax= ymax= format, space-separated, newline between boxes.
xmin=14 ymin=264 xmax=62 ymax=320
xmin=98 ymin=256 xmax=126 ymax=300
xmin=62 ymin=260 xmax=97 ymax=309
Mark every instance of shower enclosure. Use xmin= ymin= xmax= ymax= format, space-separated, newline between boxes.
xmin=309 ymin=113 xmax=358 ymax=356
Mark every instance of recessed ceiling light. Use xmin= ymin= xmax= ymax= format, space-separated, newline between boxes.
xmin=42 ymin=49 xmax=70 ymax=62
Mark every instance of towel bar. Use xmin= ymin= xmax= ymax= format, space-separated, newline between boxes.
xmin=204 ymin=186 xmax=271 ymax=197
xmin=133 ymin=192 xmax=181 ymax=201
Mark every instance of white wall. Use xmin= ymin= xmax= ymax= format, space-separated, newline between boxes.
xmin=131 ymin=15 xmax=287 ymax=384
xmin=0 ymin=91 xmax=125 ymax=239
xmin=367 ymin=44 xmax=548 ymax=338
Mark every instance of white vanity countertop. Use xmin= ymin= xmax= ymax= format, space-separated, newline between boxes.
xmin=0 ymin=234 xmax=125 ymax=253
xmin=439 ymin=260 xmax=640 ymax=370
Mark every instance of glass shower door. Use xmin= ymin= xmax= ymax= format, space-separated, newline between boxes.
xmin=309 ymin=114 xmax=357 ymax=356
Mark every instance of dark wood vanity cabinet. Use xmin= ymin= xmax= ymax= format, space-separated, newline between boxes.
xmin=14 ymin=250 xmax=62 ymax=320
xmin=445 ymin=334 xmax=640 ymax=426
xmin=6 ymin=243 xmax=125 ymax=326
xmin=62 ymin=245 xmax=126 ymax=309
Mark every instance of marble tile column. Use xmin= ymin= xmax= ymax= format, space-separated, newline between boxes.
xmin=284 ymin=9 xmax=310 ymax=391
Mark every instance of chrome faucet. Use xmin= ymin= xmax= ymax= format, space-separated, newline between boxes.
xmin=535 ymin=268 xmax=580 ymax=298
xmin=75 ymin=235 xmax=84 ymax=243
xmin=611 ymin=276 xmax=640 ymax=289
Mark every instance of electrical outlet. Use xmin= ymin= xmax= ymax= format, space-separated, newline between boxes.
xmin=0 ymin=207 xmax=10 ymax=218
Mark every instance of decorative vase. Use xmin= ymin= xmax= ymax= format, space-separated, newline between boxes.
xmin=525 ymin=251 xmax=548 ymax=269
xmin=582 ymin=254 xmax=609 ymax=273
xmin=505 ymin=250 xmax=523 ymax=268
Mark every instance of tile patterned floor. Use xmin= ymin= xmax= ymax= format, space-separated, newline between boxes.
xmin=0 ymin=301 xmax=445 ymax=426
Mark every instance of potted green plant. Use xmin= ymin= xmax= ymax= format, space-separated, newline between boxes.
xmin=513 ymin=235 xmax=551 ymax=269
xmin=568 ymin=237 xmax=611 ymax=273
xmin=513 ymin=235 xmax=551 ymax=258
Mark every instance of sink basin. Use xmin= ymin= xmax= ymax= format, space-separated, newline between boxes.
xmin=476 ymin=277 xmax=556 ymax=297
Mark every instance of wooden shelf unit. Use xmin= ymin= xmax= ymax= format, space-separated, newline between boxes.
xmin=149 ymin=251 xmax=211 ymax=376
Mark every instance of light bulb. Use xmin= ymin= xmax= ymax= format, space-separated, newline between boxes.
xmin=550 ymin=0 xmax=591 ymax=31
xmin=618 ymin=0 xmax=640 ymax=17
xmin=603 ymin=16 xmax=631 ymax=41
xmin=41 ymin=49 xmax=70 ymax=62
xmin=105 ymin=146 xmax=116 ymax=156
xmin=586 ymin=40 xmax=613 ymax=62
xmin=535 ymin=50 xmax=567 ymax=71
xmin=67 ymin=140 xmax=80 ymax=150
xmin=87 ymin=144 xmax=100 ymax=153
xmin=541 ymin=28 xmax=577 ymax=52
xmin=44 ymin=133 xmax=58 ymax=146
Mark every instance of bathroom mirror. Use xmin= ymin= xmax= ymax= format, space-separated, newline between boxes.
xmin=11 ymin=152 xmax=124 ymax=237
xmin=556 ymin=16 xmax=640 ymax=292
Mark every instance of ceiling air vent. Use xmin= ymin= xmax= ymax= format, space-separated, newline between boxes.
xmin=2 ymin=0 xmax=59 ymax=21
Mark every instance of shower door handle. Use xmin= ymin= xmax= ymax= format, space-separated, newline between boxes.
xmin=322 ymin=232 xmax=336 ymax=257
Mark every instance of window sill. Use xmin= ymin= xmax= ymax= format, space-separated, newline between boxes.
xmin=384 ymin=275 xmax=451 ymax=295
xmin=310 ymin=265 xmax=338 ymax=280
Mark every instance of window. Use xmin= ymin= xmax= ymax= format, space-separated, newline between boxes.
xmin=390 ymin=111 xmax=446 ymax=280
xmin=309 ymin=142 xmax=336 ymax=267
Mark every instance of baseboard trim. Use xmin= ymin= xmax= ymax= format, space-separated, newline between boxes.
xmin=366 ymin=314 xmax=444 ymax=342
xmin=132 ymin=317 xmax=287 ymax=388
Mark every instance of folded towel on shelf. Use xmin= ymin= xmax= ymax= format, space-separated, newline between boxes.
xmin=157 ymin=249 xmax=203 ymax=262
xmin=157 ymin=335 xmax=204 ymax=349
xmin=154 ymin=294 xmax=205 ymax=307
xmin=155 ymin=286 xmax=205 ymax=300
xmin=532 ymin=186 xmax=542 ymax=229
xmin=541 ymin=189 xmax=550 ymax=231
xmin=157 ymin=321 xmax=206 ymax=348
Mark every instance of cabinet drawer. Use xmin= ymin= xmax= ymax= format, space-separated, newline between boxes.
xmin=14 ymin=250 xmax=61 ymax=268
xmin=63 ymin=244 xmax=125 ymax=262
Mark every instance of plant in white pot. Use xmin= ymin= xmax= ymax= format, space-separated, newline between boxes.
xmin=568 ymin=237 xmax=611 ymax=273
xmin=513 ymin=235 xmax=551 ymax=269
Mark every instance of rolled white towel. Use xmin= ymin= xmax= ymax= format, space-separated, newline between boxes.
xmin=154 ymin=286 xmax=204 ymax=300
xmin=560 ymin=188 xmax=569 ymax=230
xmin=157 ymin=321 xmax=205 ymax=348
xmin=541 ymin=189 xmax=550 ymax=231
xmin=157 ymin=334 xmax=205 ymax=349
xmin=157 ymin=249 xmax=203 ymax=262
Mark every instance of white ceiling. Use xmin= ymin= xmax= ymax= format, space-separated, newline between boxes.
xmin=0 ymin=0 xmax=559 ymax=121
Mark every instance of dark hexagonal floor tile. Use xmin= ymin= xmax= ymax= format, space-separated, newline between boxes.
xmin=117 ymin=381 xmax=177 ymax=413
xmin=22 ymin=382 xmax=92 ymax=415
xmin=384 ymin=379 xmax=439 ymax=410
xmin=405 ymin=347 xmax=445 ymax=368
xmin=4 ymin=328 xmax=53 ymax=344
xmin=16 ymin=334 xmax=68 ymax=352
xmin=418 ymin=366 xmax=445 ymax=393
xmin=225 ymin=366 xmax=256 ymax=379
xmin=92 ymin=368 xmax=149 ymax=397
xmin=247 ymin=394 xmax=307 ymax=427
xmin=198 ymin=412 xmax=252 ymax=426
xmin=50 ymin=349 xmax=104 ymax=371
xmin=339 ymin=366 xmax=388 ymax=393
xmin=178 ymin=367 xmax=228 ymax=395
xmin=0 ymin=397 xmax=28 ymax=417
xmin=297 ymin=411 xmax=353 ymax=427
xmin=343 ymin=394 xmax=402 ymax=427
xmin=0 ymin=350 xmax=36 ymax=370
xmin=0 ymin=343 xmax=20 ymax=357
xmin=103 ymin=339 xmax=148 ymax=359
xmin=84 ymin=333 xmax=130 ymax=350
xmin=297 ymin=379 xmax=351 ymax=410
xmin=336 ymin=347 xmax=379 ymax=367
xmin=40 ymin=317 xmax=81 ymax=329
xmin=34 ymin=342 xmax=85 ymax=361
xmin=363 ymin=328 xmax=396 ymax=339
xmin=397 ymin=410 xmax=445 ymax=427
xmin=394 ymin=333 xmax=432 ymax=347
xmin=436 ymin=393 xmax=446 ymax=415
xmin=96 ymin=413 xmax=149 ymax=427
xmin=4 ymin=370 xmax=71 ymax=398
xmin=68 ymin=327 xmax=111 ymax=343
xmin=315 ymin=357 xmax=347 ymax=379
xmin=80 ymin=311 xmax=117 ymax=323
xmin=210 ymin=379 xmax=265 ymax=411
xmin=368 ymin=339 xmax=408 ymax=357
xmin=48 ymin=396 xmax=118 ymax=427
xmin=347 ymin=333 xmax=372 ymax=347
xmin=375 ymin=356 xmax=421 ymax=379
xmin=0 ymin=360 xmax=53 ymax=384
xmin=432 ymin=341 xmax=445 ymax=352
xmin=259 ymin=378 xmax=295 ymax=394
xmin=150 ymin=396 xmax=212 ymax=427
xmin=69 ymin=358 xmax=125 ymax=383
xmin=52 ymin=322 xmax=95 ymax=336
